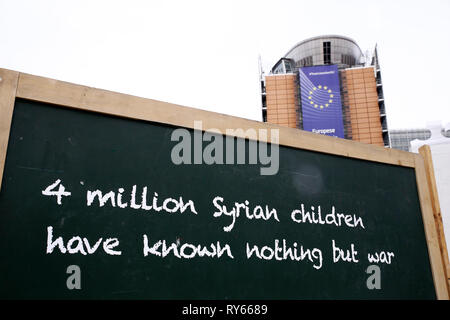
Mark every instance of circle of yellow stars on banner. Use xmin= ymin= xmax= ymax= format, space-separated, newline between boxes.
xmin=308 ymin=85 xmax=334 ymax=109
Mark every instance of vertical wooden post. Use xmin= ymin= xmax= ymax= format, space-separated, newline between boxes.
xmin=0 ymin=69 xmax=19 ymax=191
xmin=419 ymin=145 xmax=450 ymax=296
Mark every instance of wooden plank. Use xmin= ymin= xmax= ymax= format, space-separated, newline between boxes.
xmin=419 ymin=145 xmax=450 ymax=293
xmin=14 ymin=70 xmax=416 ymax=168
xmin=414 ymin=153 xmax=450 ymax=299
xmin=0 ymin=69 xmax=19 ymax=190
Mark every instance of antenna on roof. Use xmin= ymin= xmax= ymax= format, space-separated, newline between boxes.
xmin=258 ymin=54 xmax=265 ymax=80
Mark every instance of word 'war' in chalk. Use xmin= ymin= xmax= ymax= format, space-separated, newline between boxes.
xmin=87 ymin=185 xmax=197 ymax=215
xmin=143 ymin=235 xmax=234 ymax=259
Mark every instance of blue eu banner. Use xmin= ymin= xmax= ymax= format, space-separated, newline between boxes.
xmin=299 ymin=65 xmax=345 ymax=138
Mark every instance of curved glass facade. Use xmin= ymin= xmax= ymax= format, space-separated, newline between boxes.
xmin=284 ymin=35 xmax=363 ymax=69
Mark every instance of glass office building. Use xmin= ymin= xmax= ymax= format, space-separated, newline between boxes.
xmin=261 ymin=35 xmax=390 ymax=147
xmin=390 ymin=128 xmax=450 ymax=152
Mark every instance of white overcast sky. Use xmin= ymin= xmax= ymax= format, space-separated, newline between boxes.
xmin=1 ymin=0 xmax=449 ymax=129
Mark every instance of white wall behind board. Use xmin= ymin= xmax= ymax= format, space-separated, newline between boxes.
xmin=430 ymin=143 xmax=450 ymax=253
xmin=411 ymin=122 xmax=450 ymax=255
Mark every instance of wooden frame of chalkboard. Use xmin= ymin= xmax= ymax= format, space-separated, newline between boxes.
xmin=419 ymin=145 xmax=450 ymax=292
xmin=0 ymin=67 xmax=449 ymax=299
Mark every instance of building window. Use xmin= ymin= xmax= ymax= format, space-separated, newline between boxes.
xmin=323 ymin=41 xmax=331 ymax=64
xmin=284 ymin=60 xmax=292 ymax=73
xmin=298 ymin=56 xmax=313 ymax=67
xmin=341 ymin=54 xmax=356 ymax=66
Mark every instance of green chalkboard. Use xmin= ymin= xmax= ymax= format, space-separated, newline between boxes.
xmin=0 ymin=98 xmax=436 ymax=299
